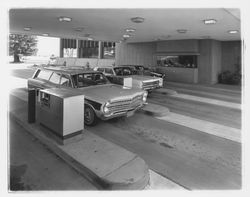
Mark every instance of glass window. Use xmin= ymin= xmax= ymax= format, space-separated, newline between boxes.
xmin=49 ymin=72 xmax=61 ymax=84
xmin=97 ymin=68 xmax=104 ymax=72
xmin=79 ymin=48 xmax=98 ymax=58
xmin=60 ymin=74 xmax=72 ymax=87
xmin=114 ymin=67 xmax=133 ymax=76
xmin=103 ymin=46 xmax=115 ymax=59
xmin=36 ymin=70 xmax=53 ymax=80
xmin=72 ymin=73 xmax=109 ymax=88
xmin=156 ymin=55 xmax=197 ymax=68
xmin=104 ymin=68 xmax=114 ymax=74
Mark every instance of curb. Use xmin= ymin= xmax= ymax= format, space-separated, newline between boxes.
xmin=9 ymin=109 xmax=150 ymax=190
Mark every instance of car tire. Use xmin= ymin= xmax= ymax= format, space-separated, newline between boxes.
xmin=84 ymin=104 xmax=98 ymax=126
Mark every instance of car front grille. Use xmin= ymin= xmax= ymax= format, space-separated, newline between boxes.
xmin=108 ymin=95 xmax=143 ymax=114
xmin=142 ymin=80 xmax=159 ymax=89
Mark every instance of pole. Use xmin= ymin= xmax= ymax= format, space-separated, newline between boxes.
xmin=28 ymin=88 xmax=36 ymax=123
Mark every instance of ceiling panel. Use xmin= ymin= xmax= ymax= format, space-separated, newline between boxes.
xmin=9 ymin=8 xmax=241 ymax=42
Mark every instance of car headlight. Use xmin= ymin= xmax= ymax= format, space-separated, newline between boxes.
xmin=142 ymin=92 xmax=148 ymax=102
xmin=103 ymin=102 xmax=110 ymax=114
xmin=159 ymin=78 xmax=163 ymax=86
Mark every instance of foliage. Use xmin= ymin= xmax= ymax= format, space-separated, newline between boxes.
xmin=9 ymin=34 xmax=38 ymax=62
xmin=218 ymin=57 xmax=242 ymax=85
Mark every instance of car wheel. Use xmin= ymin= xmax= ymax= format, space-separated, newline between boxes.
xmin=84 ymin=105 xmax=98 ymax=126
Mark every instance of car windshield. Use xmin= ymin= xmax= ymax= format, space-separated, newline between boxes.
xmin=72 ymin=72 xmax=109 ymax=88
xmin=113 ymin=67 xmax=133 ymax=76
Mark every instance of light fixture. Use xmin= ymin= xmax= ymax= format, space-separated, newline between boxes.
xmin=125 ymin=28 xmax=136 ymax=33
xmin=42 ymin=33 xmax=49 ymax=36
xmin=228 ymin=30 xmax=238 ymax=34
xmin=203 ymin=19 xmax=217 ymax=24
xmin=87 ymin=37 xmax=93 ymax=41
xmin=177 ymin=29 xmax=187 ymax=33
xmin=131 ymin=17 xmax=145 ymax=23
xmin=123 ymin=34 xmax=130 ymax=38
xmin=58 ymin=16 xmax=72 ymax=22
xmin=24 ymin=27 xmax=31 ymax=31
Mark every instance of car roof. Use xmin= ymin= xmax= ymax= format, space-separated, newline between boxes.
xmin=40 ymin=66 xmax=101 ymax=75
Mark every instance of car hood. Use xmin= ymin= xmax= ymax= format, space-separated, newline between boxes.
xmin=78 ymin=84 xmax=144 ymax=103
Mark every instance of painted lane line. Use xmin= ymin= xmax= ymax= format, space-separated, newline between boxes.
xmin=157 ymin=113 xmax=241 ymax=143
xmin=172 ymin=93 xmax=241 ymax=110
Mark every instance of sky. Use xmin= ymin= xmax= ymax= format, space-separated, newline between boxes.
xmin=36 ymin=36 xmax=60 ymax=57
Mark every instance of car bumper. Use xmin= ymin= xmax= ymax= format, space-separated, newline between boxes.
xmin=97 ymin=103 xmax=145 ymax=120
xmin=143 ymin=85 xmax=162 ymax=91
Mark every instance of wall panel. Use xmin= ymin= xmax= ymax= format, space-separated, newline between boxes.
xmin=115 ymin=42 xmax=156 ymax=66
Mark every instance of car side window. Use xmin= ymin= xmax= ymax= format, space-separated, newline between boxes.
xmin=60 ymin=74 xmax=72 ymax=87
xmin=105 ymin=68 xmax=114 ymax=74
xmin=97 ymin=68 xmax=104 ymax=72
xmin=36 ymin=70 xmax=53 ymax=80
xmin=49 ymin=72 xmax=61 ymax=84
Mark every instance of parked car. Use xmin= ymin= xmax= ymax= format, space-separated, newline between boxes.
xmin=120 ymin=65 xmax=165 ymax=79
xmin=94 ymin=66 xmax=163 ymax=91
xmin=28 ymin=66 xmax=148 ymax=126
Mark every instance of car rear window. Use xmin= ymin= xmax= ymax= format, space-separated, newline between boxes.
xmin=36 ymin=70 xmax=53 ymax=80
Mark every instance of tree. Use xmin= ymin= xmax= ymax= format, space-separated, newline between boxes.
xmin=9 ymin=34 xmax=38 ymax=63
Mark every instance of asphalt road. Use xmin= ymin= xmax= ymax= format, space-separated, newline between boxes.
xmin=8 ymin=65 xmax=242 ymax=190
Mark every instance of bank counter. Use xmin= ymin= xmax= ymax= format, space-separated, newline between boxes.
xmin=156 ymin=67 xmax=198 ymax=84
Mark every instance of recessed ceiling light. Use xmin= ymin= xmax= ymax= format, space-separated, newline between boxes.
xmin=131 ymin=17 xmax=145 ymax=23
xmin=123 ymin=34 xmax=130 ymax=38
xmin=42 ymin=33 xmax=49 ymax=36
xmin=58 ymin=16 xmax=72 ymax=22
xmin=126 ymin=28 xmax=136 ymax=33
xmin=228 ymin=30 xmax=238 ymax=34
xmin=177 ymin=29 xmax=187 ymax=33
xmin=24 ymin=27 xmax=31 ymax=31
xmin=203 ymin=19 xmax=217 ymax=24
xmin=87 ymin=37 xmax=93 ymax=41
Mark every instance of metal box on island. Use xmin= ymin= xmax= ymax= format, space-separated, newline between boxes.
xmin=39 ymin=88 xmax=84 ymax=145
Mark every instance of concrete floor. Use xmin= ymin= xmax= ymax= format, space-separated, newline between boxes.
xmin=9 ymin=113 xmax=97 ymax=191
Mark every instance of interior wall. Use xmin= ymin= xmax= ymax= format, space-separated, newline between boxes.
xmin=221 ymin=41 xmax=241 ymax=73
xmin=156 ymin=39 xmax=199 ymax=53
xmin=115 ymin=42 xmax=156 ymax=66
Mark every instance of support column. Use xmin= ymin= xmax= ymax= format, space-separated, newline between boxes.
xmin=77 ymin=40 xmax=80 ymax=58
xmin=198 ymin=39 xmax=222 ymax=84
xmin=98 ymin=41 xmax=103 ymax=59
xmin=59 ymin=38 xmax=64 ymax=58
